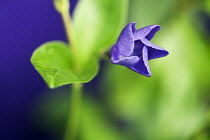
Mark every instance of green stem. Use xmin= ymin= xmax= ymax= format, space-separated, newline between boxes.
xmin=61 ymin=10 xmax=77 ymax=51
xmin=61 ymin=11 xmax=80 ymax=71
xmin=64 ymin=83 xmax=83 ymax=140
xmin=53 ymin=0 xmax=79 ymax=70
xmin=53 ymin=2 xmax=82 ymax=140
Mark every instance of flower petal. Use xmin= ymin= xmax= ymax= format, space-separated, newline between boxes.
xmin=131 ymin=40 xmax=144 ymax=57
xmin=115 ymin=22 xmax=136 ymax=57
xmin=129 ymin=46 xmax=151 ymax=77
xmin=133 ymin=25 xmax=161 ymax=41
xmin=111 ymin=45 xmax=139 ymax=66
xmin=141 ymin=38 xmax=169 ymax=60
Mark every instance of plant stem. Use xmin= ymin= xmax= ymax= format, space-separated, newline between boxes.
xmin=53 ymin=0 xmax=79 ymax=69
xmin=53 ymin=1 xmax=83 ymax=140
xmin=60 ymin=10 xmax=80 ymax=71
xmin=61 ymin=10 xmax=77 ymax=51
xmin=64 ymin=83 xmax=83 ymax=140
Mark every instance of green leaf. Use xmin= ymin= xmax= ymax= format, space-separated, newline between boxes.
xmin=31 ymin=41 xmax=98 ymax=88
xmin=73 ymin=0 xmax=128 ymax=61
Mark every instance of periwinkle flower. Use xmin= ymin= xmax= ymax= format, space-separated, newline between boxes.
xmin=111 ymin=22 xmax=169 ymax=77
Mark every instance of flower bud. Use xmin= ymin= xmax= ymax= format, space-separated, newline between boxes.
xmin=53 ymin=0 xmax=70 ymax=13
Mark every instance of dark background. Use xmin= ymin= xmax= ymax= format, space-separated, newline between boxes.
xmin=0 ymin=0 xmax=77 ymax=139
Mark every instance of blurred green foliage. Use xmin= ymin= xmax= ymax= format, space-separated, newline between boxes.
xmin=31 ymin=0 xmax=210 ymax=140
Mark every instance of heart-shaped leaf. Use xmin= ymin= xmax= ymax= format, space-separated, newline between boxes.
xmin=31 ymin=41 xmax=98 ymax=88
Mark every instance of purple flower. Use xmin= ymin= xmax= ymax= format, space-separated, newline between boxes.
xmin=111 ymin=22 xmax=169 ymax=77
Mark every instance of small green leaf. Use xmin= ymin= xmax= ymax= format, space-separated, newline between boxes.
xmin=31 ymin=41 xmax=98 ymax=88
xmin=73 ymin=0 xmax=128 ymax=61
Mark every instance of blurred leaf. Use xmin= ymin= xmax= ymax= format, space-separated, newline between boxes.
xmin=31 ymin=41 xmax=98 ymax=88
xmin=73 ymin=0 xmax=128 ymax=62
xmin=128 ymin=0 xmax=177 ymax=27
